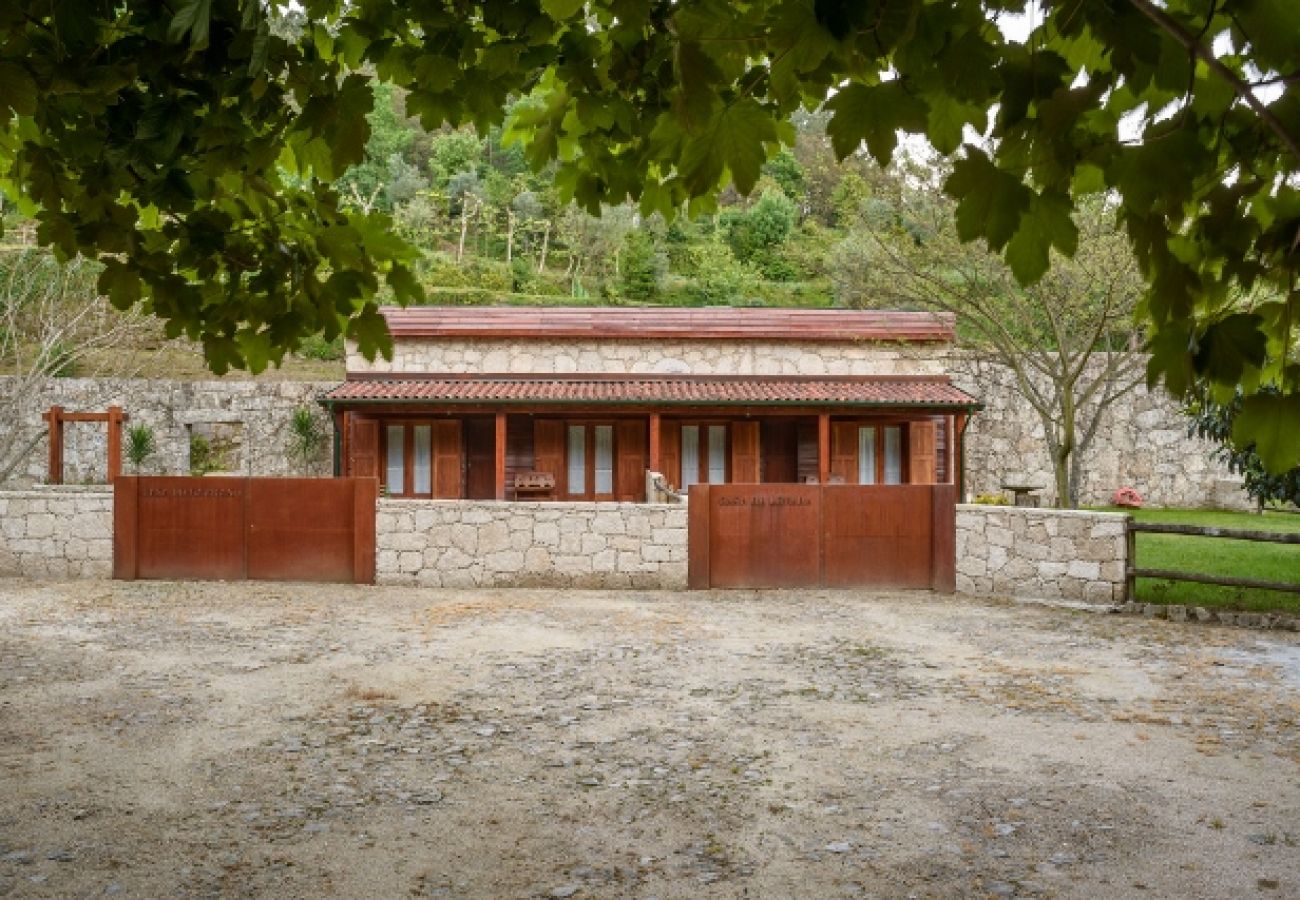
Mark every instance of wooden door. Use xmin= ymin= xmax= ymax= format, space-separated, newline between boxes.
xmin=615 ymin=420 xmax=647 ymax=501
xmin=533 ymin=419 xmax=565 ymax=495
xmin=432 ymin=420 xmax=464 ymax=498
xmin=659 ymin=422 xmax=681 ymax=491
xmin=730 ymin=420 xmax=760 ymax=483
xmin=830 ymin=422 xmax=857 ymax=484
xmin=348 ymin=416 xmax=378 ymax=479
xmin=908 ymin=421 xmax=936 ymax=485
xmin=760 ymin=421 xmax=798 ymax=483
xmin=465 ymin=418 xmax=496 ymax=499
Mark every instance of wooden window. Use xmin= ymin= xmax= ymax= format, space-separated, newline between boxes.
xmin=385 ymin=425 xmax=406 ymax=494
xmin=883 ymin=426 xmax=903 ymax=484
xmin=380 ymin=420 xmax=464 ymax=499
xmin=829 ymin=419 xmax=937 ymax=485
xmin=857 ymin=426 xmax=877 ymax=485
xmin=561 ymin=421 xmax=617 ymax=500
xmin=412 ymin=425 xmax=432 ymax=495
xmin=677 ymin=422 xmax=729 ymax=488
xmin=567 ymin=425 xmax=587 ymax=495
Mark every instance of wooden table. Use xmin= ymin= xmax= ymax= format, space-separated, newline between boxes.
xmin=1001 ymin=484 xmax=1044 ymax=507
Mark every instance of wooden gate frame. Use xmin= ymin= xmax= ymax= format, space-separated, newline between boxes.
xmin=44 ymin=405 xmax=126 ymax=484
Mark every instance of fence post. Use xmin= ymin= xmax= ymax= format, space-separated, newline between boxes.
xmin=1123 ymin=516 xmax=1136 ymax=605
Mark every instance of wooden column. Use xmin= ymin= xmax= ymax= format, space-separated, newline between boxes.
xmin=44 ymin=405 xmax=64 ymax=484
xmin=494 ymin=411 xmax=507 ymax=500
xmin=817 ymin=412 xmax=830 ymax=485
xmin=953 ymin=411 xmax=969 ymax=500
xmin=648 ymin=412 xmax=661 ymax=473
xmin=106 ymin=406 xmax=124 ymax=482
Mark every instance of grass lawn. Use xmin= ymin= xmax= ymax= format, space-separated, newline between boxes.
xmin=1093 ymin=506 xmax=1300 ymax=614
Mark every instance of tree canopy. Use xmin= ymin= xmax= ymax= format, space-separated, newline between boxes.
xmin=1 ymin=0 xmax=1298 ymax=467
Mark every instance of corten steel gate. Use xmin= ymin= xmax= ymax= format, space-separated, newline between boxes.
xmin=113 ymin=476 xmax=378 ymax=583
xmin=687 ymin=484 xmax=956 ymax=591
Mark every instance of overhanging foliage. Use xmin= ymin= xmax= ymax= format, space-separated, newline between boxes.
xmin=1 ymin=0 xmax=1298 ymax=467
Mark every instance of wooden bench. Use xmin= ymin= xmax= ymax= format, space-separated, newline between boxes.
xmin=513 ymin=471 xmax=556 ymax=501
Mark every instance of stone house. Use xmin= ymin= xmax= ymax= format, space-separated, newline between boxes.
xmin=322 ymin=307 xmax=981 ymax=500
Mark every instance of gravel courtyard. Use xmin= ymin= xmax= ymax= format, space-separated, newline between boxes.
xmin=1 ymin=580 xmax=1297 ymax=899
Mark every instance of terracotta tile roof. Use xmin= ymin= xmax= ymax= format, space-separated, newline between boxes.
xmin=379 ymin=306 xmax=955 ymax=342
xmin=323 ymin=375 xmax=980 ymax=409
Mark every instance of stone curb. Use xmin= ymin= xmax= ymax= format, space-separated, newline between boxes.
xmin=1113 ymin=601 xmax=1300 ymax=632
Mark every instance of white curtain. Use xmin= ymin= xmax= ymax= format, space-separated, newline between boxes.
xmin=567 ymin=425 xmax=586 ymax=495
xmin=412 ymin=425 xmax=431 ymax=494
xmin=594 ymin=425 xmax=613 ymax=494
xmin=385 ymin=425 xmax=405 ymax=494
xmin=858 ymin=426 xmax=877 ymax=484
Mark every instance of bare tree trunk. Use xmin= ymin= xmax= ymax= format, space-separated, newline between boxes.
xmin=347 ymin=183 xmax=383 ymax=215
xmin=505 ymin=210 xmax=515 ymax=264
xmin=457 ymin=206 xmax=470 ymax=263
xmin=537 ymin=220 xmax=551 ymax=274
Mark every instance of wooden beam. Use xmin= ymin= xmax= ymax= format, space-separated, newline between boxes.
xmin=648 ymin=412 xmax=661 ymax=473
xmin=817 ymin=413 xmax=830 ymax=485
xmin=494 ymin=411 xmax=507 ymax=500
xmin=45 ymin=405 xmax=63 ymax=485
xmin=954 ymin=411 xmax=968 ymax=499
xmin=106 ymin=406 xmax=124 ymax=483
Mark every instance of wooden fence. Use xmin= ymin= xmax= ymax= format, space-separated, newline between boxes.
xmin=1124 ymin=520 xmax=1300 ymax=601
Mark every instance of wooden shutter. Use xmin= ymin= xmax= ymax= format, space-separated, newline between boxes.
xmin=730 ymin=420 xmax=760 ymax=483
xmin=532 ymin=419 xmax=565 ymax=495
xmin=432 ymin=420 xmax=463 ymax=499
xmin=614 ymin=420 xmax=647 ymax=501
xmin=348 ymin=415 xmax=379 ymax=479
xmin=659 ymin=423 xmax=681 ymax=490
xmin=830 ymin=422 xmax=857 ymax=484
xmin=908 ymin=420 xmax=936 ymax=484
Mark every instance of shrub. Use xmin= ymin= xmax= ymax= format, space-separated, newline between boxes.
xmin=125 ymin=424 xmax=156 ymax=474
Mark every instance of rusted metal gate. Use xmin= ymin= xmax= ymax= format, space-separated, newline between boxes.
xmin=113 ymin=476 xmax=377 ymax=583
xmin=687 ymin=484 xmax=956 ymax=591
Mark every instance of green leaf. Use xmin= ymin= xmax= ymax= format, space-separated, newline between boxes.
xmin=347 ymin=304 xmax=393 ymax=362
xmin=1004 ymin=190 xmax=1078 ymax=284
xmin=1195 ymin=313 xmax=1269 ymax=386
xmin=97 ymin=261 xmax=143 ymax=311
xmin=1233 ymin=393 xmax=1300 ymax=473
xmin=0 ymin=62 xmax=37 ymax=118
xmin=715 ymin=100 xmax=779 ymax=195
xmin=167 ymin=0 xmax=212 ymax=47
xmin=542 ymin=0 xmax=585 ymax=20
xmin=386 ymin=264 xmax=424 ymax=305
xmin=825 ymin=81 xmax=928 ymax=165
xmin=944 ymin=149 xmax=1032 ymax=250
xmin=924 ymin=93 xmax=984 ymax=156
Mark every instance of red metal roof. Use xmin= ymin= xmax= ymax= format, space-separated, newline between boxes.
xmin=323 ymin=375 xmax=979 ymax=408
xmin=379 ymin=306 xmax=955 ymax=342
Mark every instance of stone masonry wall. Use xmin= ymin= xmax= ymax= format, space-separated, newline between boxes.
xmin=0 ymin=487 xmax=113 ymax=578
xmin=348 ymin=337 xmax=950 ymax=377
xmin=376 ymin=500 xmax=688 ymax=589
xmin=3 ymin=346 xmax=1256 ymax=510
xmin=952 ymin=358 xmax=1247 ymax=510
xmin=956 ymin=505 xmax=1128 ymax=605
xmin=1 ymin=377 xmax=336 ymax=487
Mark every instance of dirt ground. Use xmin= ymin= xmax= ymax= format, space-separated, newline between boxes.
xmin=1 ymin=580 xmax=1297 ymax=899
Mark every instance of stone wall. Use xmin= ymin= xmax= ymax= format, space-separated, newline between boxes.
xmin=347 ymin=337 xmax=949 ymax=377
xmin=1 ymin=377 xmax=335 ymax=487
xmin=375 ymin=500 xmax=688 ymax=588
xmin=2 ymin=346 xmax=1257 ymax=510
xmin=0 ymin=487 xmax=113 ymax=578
xmin=955 ymin=505 xmax=1128 ymax=604
xmin=953 ymin=358 xmax=1248 ymax=509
